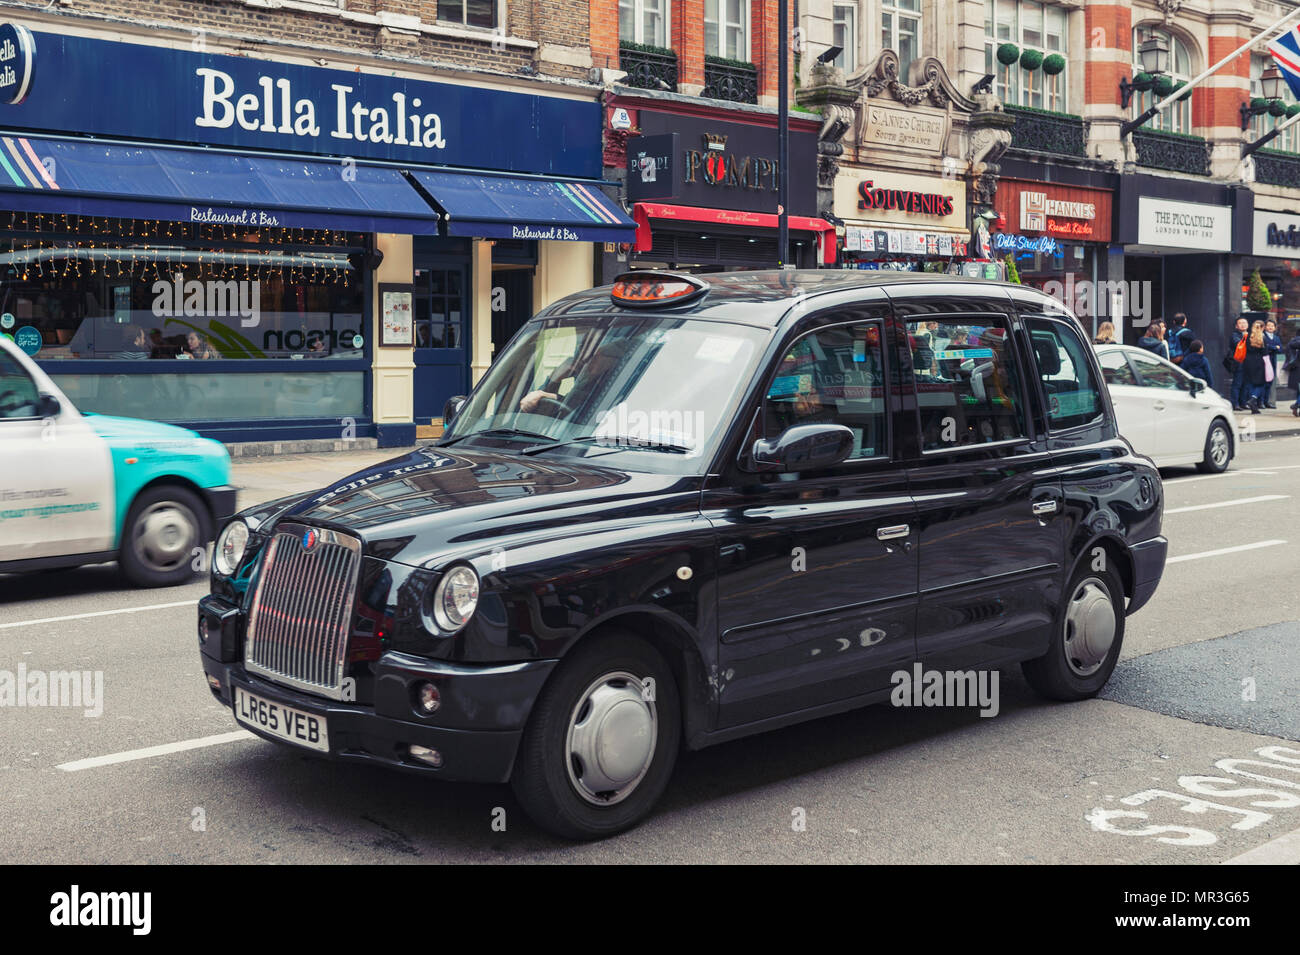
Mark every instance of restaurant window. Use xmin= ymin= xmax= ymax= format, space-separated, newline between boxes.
xmin=620 ymin=0 xmax=669 ymax=47
xmin=882 ymin=0 xmax=921 ymax=80
xmin=437 ymin=0 xmax=498 ymax=29
xmin=832 ymin=3 xmax=858 ymax=74
xmin=985 ymin=0 xmax=1067 ymax=111
xmin=705 ymin=0 xmax=750 ymax=61
xmin=1131 ymin=27 xmax=1193 ymax=134
xmin=0 ymin=213 xmax=367 ymax=362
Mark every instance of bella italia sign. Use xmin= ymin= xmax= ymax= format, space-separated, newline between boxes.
xmin=0 ymin=23 xmax=34 ymax=105
xmin=0 ymin=26 xmax=600 ymax=179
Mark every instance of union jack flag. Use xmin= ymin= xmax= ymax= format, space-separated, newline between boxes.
xmin=1268 ymin=24 xmax=1300 ymax=101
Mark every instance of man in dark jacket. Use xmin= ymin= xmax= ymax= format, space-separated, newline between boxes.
xmin=1263 ymin=319 xmax=1283 ymax=408
xmin=1180 ymin=340 xmax=1214 ymax=389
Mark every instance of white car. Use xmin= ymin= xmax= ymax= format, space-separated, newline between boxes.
xmin=0 ymin=335 xmax=236 ymax=586
xmin=1095 ymin=344 xmax=1235 ymax=472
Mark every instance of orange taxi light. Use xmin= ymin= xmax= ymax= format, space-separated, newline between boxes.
xmin=610 ymin=271 xmax=707 ymax=307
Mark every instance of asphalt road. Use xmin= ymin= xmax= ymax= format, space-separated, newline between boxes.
xmin=3 ymin=435 xmax=1299 ymax=864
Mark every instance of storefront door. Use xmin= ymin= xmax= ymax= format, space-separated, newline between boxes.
xmin=490 ymin=269 xmax=534 ymax=360
xmin=413 ymin=245 xmax=471 ymax=421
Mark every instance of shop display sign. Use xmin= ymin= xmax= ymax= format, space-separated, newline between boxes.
xmin=834 ymin=171 xmax=966 ymax=230
xmin=1137 ymin=197 xmax=1232 ymax=252
xmin=1253 ymin=210 xmax=1300 ymax=257
xmin=633 ymin=111 xmax=817 ymax=215
xmin=992 ymin=233 xmax=1061 ymax=255
xmin=1021 ymin=191 xmax=1095 ymax=238
xmin=0 ymin=27 xmax=601 ymax=178
xmin=626 ymin=133 xmax=677 ymax=202
xmin=379 ymin=284 xmax=414 ymax=347
xmin=0 ymin=23 xmax=34 ymax=105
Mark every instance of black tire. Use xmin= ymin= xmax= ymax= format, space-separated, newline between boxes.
xmin=118 ymin=484 xmax=210 ymax=588
xmin=511 ymin=632 xmax=680 ymax=841
xmin=1022 ymin=563 xmax=1125 ymax=701
xmin=1195 ymin=419 xmax=1233 ymax=474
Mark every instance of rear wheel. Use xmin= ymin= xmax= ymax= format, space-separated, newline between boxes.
xmin=1022 ymin=564 xmax=1125 ymax=701
xmin=119 ymin=485 xmax=209 ymax=587
xmin=1195 ymin=419 xmax=1232 ymax=474
xmin=511 ymin=632 xmax=680 ymax=840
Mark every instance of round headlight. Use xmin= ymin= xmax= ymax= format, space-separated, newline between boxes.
xmin=430 ymin=565 xmax=480 ymax=633
xmin=213 ymin=520 xmax=249 ymax=576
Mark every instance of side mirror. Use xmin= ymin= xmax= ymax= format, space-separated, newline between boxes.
xmin=1188 ymin=378 xmax=1204 ymax=397
xmin=37 ymin=393 xmax=60 ymax=418
xmin=442 ymin=395 xmax=467 ymax=426
xmin=751 ymin=424 xmax=855 ymax=473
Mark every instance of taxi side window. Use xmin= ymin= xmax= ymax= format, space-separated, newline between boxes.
xmin=910 ymin=317 xmax=1026 ymax=451
xmin=1098 ymin=350 xmax=1137 ymax=386
xmin=1026 ymin=318 xmax=1104 ymax=430
xmin=764 ymin=321 xmax=887 ymax=459
xmin=0 ymin=352 xmax=41 ymax=419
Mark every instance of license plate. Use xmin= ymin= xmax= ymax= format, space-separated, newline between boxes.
xmin=234 ymin=688 xmax=328 ymax=753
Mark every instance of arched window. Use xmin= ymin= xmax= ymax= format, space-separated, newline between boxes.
xmin=984 ymin=0 xmax=1068 ymax=111
xmin=1249 ymin=55 xmax=1298 ymax=152
xmin=1132 ymin=26 xmax=1193 ymax=134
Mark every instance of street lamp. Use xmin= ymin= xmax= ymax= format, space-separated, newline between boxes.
xmin=1240 ymin=64 xmax=1287 ymax=130
xmin=1119 ymin=34 xmax=1170 ymax=109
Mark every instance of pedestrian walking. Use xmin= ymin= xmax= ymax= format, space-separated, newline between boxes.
xmin=1224 ymin=317 xmax=1250 ymax=409
xmin=1243 ymin=321 xmax=1270 ymax=414
xmin=1093 ymin=321 xmax=1116 ymax=345
xmin=1137 ymin=321 xmax=1169 ymax=359
xmin=1285 ymin=333 xmax=1300 ymax=416
xmin=1263 ymin=319 xmax=1283 ymax=408
xmin=1180 ymin=339 xmax=1214 ymax=389
xmin=1168 ymin=313 xmax=1194 ymax=364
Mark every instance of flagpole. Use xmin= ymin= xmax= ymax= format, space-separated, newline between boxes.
xmin=1122 ymin=5 xmax=1300 ymax=137
xmin=1243 ymin=106 xmax=1300 ymax=159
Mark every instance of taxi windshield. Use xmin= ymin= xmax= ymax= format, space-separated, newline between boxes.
xmin=440 ymin=315 xmax=768 ymax=470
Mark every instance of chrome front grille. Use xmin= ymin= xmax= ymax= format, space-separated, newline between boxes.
xmin=244 ymin=522 xmax=361 ymax=700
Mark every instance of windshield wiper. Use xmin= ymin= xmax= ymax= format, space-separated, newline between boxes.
xmin=439 ymin=427 xmax=553 ymax=447
xmin=521 ymin=434 xmax=692 ymax=456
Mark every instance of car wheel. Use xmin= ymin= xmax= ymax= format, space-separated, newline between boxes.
xmin=1022 ymin=564 xmax=1125 ymax=701
xmin=118 ymin=485 xmax=209 ymax=587
xmin=1195 ymin=419 xmax=1233 ymax=474
xmin=511 ymin=632 xmax=679 ymax=841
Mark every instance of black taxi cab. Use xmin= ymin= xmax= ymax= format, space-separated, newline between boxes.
xmin=198 ymin=270 xmax=1167 ymax=840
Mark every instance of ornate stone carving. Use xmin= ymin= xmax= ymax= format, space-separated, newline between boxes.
xmin=848 ymin=52 xmax=977 ymax=113
xmin=1155 ymin=0 xmax=1183 ymax=24
xmin=967 ymin=107 xmax=1015 ymax=206
xmin=798 ymin=59 xmax=860 ymax=218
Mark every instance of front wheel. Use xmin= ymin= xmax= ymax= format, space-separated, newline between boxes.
xmin=1196 ymin=419 xmax=1233 ymax=474
xmin=118 ymin=485 xmax=208 ymax=587
xmin=1022 ymin=565 xmax=1125 ymax=701
xmin=511 ymin=632 xmax=680 ymax=840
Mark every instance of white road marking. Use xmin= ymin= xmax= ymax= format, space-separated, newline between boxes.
xmin=1165 ymin=470 xmax=1276 ymax=485
xmin=1165 ymin=495 xmax=1290 ymax=515
xmin=1166 ymin=540 xmax=1288 ymax=564
xmin=0 ymin=600 xmax=195 ymax=631
xmin=1223 ymin=826 xmax=1300 ymax=865
xmin=57 ymin=731 xmax=255 ymax=771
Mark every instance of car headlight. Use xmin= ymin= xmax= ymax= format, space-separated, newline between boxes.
xmin=213 ymin=520 xmax=249 ymax=576
xmin=426 ymin=564 xmax=480 ymax=633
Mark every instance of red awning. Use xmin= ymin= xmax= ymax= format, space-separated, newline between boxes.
xmin=632 ymin=202 xmax=837 ymax=265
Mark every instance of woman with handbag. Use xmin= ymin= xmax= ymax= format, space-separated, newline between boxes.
xmin=1243 ymin=321 xmax=1269 ymax=414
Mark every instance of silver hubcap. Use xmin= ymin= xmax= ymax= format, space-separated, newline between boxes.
xmin=1063 ymin=577 xmax=1116 ymax=677
xmin=565 ymin=670 xmax=657 ymax=806
xmin=132 ymin=501 xmax=199 ymax=573
xmin=1209 ymin=427 xmax=1230 ymax=467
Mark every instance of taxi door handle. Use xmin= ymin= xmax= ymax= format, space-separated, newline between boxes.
xmin=877 ymin=525 xmax=910 ymax=541
xmin=1032 ymin=500 xmax=1058 ymax=516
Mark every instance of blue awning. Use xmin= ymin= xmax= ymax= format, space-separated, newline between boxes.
xmin=408 ymin=169 xmax=635 ymax=243
xmin=0 ymin=134 xmax=440 ymax=234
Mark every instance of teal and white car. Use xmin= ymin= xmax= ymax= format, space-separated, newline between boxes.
xmin=0 ymin=335 xmax=236 ymax=587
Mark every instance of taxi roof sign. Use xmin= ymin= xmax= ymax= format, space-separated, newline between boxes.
xmin=610 ymin=271 xmax=708 ymax=308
